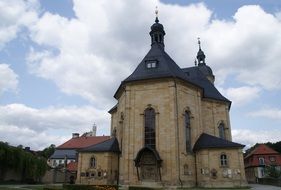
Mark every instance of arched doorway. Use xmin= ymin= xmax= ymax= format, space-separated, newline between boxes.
xmin=134 ymin=147 xmax=162 ymax=181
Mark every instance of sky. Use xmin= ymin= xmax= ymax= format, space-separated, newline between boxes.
xmin=0 ymin=0 xmax=281 ymax=150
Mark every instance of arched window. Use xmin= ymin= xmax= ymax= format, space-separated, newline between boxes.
xmin=144 ymin=108 xmax=156 ymax=149
xmin=218 ymin=122 xmax=226 ymax=139
xmin=185 ymin=111 xmax=191 ymax=152
xmin=90 ymin=156 xmax=96 ymax=168
xmin=220 ymin=154 xmax=228 ymax=167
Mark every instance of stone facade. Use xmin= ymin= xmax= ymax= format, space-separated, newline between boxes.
xmin=110 ymin=78 xmax=247 ymax=188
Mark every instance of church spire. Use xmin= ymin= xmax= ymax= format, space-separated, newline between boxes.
xmin=195 ymin=38 xmax=215 ymax=84
xmin=150 ymin=7 xmax=165 ymax=48
xmin=196 ymin=37 xmax=206 ymax=66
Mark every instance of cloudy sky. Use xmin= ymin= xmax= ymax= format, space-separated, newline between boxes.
xmin=1 ymin=0 xmax=281 ymax=150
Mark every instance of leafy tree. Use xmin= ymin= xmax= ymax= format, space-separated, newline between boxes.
xmin=0 ymin=141 xmax=48 ymax=183
xmin=265 ymin=165 xmax=281 ymax=178
xmin=39 ymin=144 xmax=56 ymax=159
xmin=266 ymin=141 xmax=281 ymax=154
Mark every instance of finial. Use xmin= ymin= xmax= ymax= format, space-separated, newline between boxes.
xmin=155 ymin=6 xmax=159 ymax=23
xmin=194 ymin=58 xmax=197 ymax=66
xmin=197 ymin=37 xmax=201 ymax=49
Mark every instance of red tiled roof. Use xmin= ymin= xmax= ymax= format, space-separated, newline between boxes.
xmin=67 ymin=161 xmax=77 ymax=172
xmin=57 ymin=136 xmax=110 ymax=149
xmin=245 ymin=144 xmax=279 ymax=158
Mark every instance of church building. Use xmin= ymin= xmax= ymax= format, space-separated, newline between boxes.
xmin=76 ymin=14 xmax=247 ymax=188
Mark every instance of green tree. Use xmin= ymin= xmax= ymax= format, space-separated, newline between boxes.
xmin=0 ymin=141 xmax=48 ymax=183
xmin=39 ymin=144 xmax=56 ymax=159
xmin=265 ymin=165 xmax=281 ymax=178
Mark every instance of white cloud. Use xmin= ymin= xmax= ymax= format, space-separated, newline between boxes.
xmin=0 ymin=0 xmax=38 ymax=49
xmin=248 ymin=108 xmax=281 ymax=120
xmin=232 ymin=129 xmax=281 ymax=149
xmin=219 ymin=86 xmax=261 ymax=106
xmin=0 ymin=124 xmax=68 ymax=150
xmin=275 ymin=11 xmax=281 ymax=21
xmin=0 ymin=64 xmax=18 ymax=95
xmin=26 ymin=1 xmax=281 ymax=107
xmin=0 ymin=104 xmax=110 ymax=149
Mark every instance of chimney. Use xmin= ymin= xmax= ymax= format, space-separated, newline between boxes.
xmin=72 ymin=133 xmax=79 ymax=138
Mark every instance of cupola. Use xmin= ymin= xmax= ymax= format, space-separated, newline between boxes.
xmin=196 ymin=38 xmax=215 ymax=84
xmin=149 ymin=8 xmax=165 ymax=49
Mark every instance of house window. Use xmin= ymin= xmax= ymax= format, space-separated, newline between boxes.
xmin=184 ymin=111 xmax=191 ymax=152
xmin=218 ymin=122 xmax=226 ymax=139
xmin=90 ymin=156 xmax=96 ymax=168
xmin=259 ymin=157 xmax=265 ymax=165
xmin=269 ymin=156 xmax=276 ymax=162
xmin=220 ymin=154 xmax=228 ymax=167
xmin=144 ymin=108 xmax=156 ymax=149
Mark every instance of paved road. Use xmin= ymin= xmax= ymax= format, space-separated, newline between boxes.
xmin=250 ymin=184 xmax=281 ymax=190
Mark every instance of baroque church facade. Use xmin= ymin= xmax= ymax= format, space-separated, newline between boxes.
xmin=76 ymin=15 xmax=247 ymax=188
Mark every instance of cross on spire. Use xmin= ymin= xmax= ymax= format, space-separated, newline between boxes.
xmin=197 ymin=37 xmax=201 ymax=49
xmin=155 ymin=6 xmax=159 ymax=23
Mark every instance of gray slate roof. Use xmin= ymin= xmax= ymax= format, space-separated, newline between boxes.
xmin=50 ymin=149 xmax=77 ymax=159
xmin=79 ymin=137 xmax=120 ymax=153
xmin=193 ymin=133 xmax=245 ymax=152
xmin=182 ymin=67 xmax=229 ymax=102
xmin=114 ymin=43 xmax=230 ymax=104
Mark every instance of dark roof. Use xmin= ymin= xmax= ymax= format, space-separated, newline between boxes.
xmin=182 ymin=67 xmax=230 ymax=103
xmin=79 ymin=137 xmax=120 ymax=153
xmin=57 ymin=136 xmax=110 ymax=149
xmin=50 ymin=149 xmax=77 ymax=159
xmin=193 ymin=133 xmax=244 ymax=152
xmin=123 ymin=43 xmax=189 ymax=83
xmin=114 ymin=43 xmax=230 ymax=105
xmin=108 ymin=104 xmax=117 ymax=114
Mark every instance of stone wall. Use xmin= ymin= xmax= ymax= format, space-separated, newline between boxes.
xmin=196 ymin=148 xmax=247 ymax=188
xmin=76 ymin=152 xmax=118 ymax=185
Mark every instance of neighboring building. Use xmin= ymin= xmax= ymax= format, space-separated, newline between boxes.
xmin=49 ymin=132 xmax=110 ymax=168
xmin=244 ymin=144 xmax=281 ymax=182
xmin=76 ymin=15 xmax=247 ymax=188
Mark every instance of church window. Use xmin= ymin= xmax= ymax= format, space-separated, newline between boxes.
xmin=159 ymin=34 xmax=163 ymax=43
xmin=220 ymin=154 xmax=228 ymax=167
xmin=154 ymin=34 xmax=158 ymax=42
xmin=218 ymin=122 xmax=226 ymax=139
xmin=90 ymin=156 xmax=96 ymax=168
xmin=185 ymin=111 xmax=191 ymax=152
xmin=184 ymin=164 xmax=189 ymax=175
xmin=144 ymin=108 xmax=156 ymax=149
